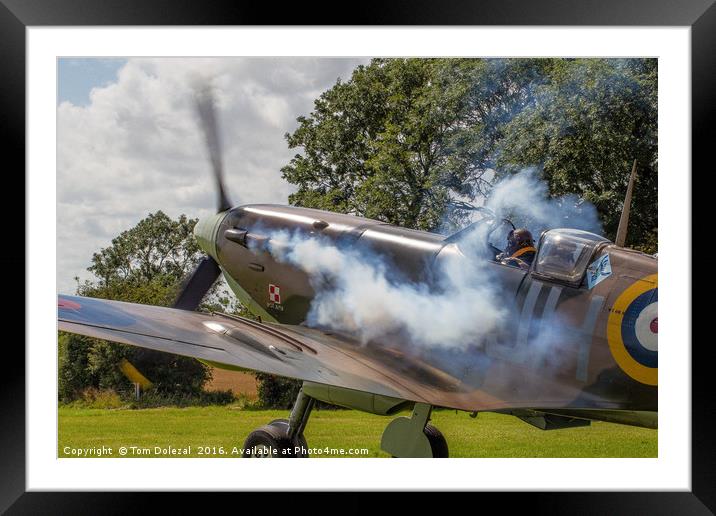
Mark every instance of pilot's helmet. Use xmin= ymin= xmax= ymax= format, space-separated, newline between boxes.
xmin=505 ymin=228 xmax=534 ymax=256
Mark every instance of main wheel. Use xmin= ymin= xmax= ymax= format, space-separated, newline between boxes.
xmin=242 ymin=420 xmax=308 ymax=458
xmin=267 ymin=418 xmax=309 ymax=452
xmin=424 ymin=424 xmax=449 ymax=458
xmin=388 ymin=423 xmax=450 ymax=458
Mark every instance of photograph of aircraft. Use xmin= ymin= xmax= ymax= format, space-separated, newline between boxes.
xmin=58 ymin=76 xmax=657 ymax=458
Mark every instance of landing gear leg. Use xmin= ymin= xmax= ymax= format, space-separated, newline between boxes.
xmin=242 ymin=386 xmax=315 ymax=458
xmin=287 ymin=387 xmax=314 ymax=442
xmin=380 ymin=403 xmax=448 ymax=458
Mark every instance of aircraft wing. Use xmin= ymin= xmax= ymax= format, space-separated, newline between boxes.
xmin=58 ymin=294 xmax=604 ymax=412
xmin=58 ymin=294 xmax=436 ymax=405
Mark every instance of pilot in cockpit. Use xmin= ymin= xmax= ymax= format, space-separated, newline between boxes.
xmin=496 ymin=228 xmax=537 ymax=270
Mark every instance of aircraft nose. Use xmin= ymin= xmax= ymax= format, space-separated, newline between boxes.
xmin=194 ymin=211 xmax=229 ymax=261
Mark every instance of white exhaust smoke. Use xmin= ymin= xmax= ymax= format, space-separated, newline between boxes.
xmin=264 ymin=170 xmax=602 ymax=350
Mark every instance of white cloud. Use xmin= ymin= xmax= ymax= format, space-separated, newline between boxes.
xmin=57 ymin=57 xmax=368 ymax=293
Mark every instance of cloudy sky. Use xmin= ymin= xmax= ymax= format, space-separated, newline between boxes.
xmin=57 ymin=57 xmax=368 ymax=293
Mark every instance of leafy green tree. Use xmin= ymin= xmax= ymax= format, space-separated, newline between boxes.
xmin=283 ymin=59 xmax=516 ymax=230
xmin=253 ymin=372 xmax=303 ymax=409
xmin=282 ymin=58 xmax=657 ymax=251
xmin=497 ymin=58 xmax=657 ymax=250
xmin=83 ymin=211 xmax=200 ymax=297
xmin=58 ymin=332 xmax=97 ymax=401
xmin=60 ymin=211 xmax=235 ymax=402
xmin=282 ymin=59 xmax=550 ymax=231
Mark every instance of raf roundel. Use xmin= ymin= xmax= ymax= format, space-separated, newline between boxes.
xmin=607 ymin=274 xmax=658 ymax=386
xmin=58 ymin=295 xmax=136 ymax=327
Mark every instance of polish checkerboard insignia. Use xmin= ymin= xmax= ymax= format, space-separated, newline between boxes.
xmin=268 ymin=284 xmax=281 ymax=304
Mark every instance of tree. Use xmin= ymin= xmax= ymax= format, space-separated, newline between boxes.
xmin=58 ymin=332 xmax=96 ymax=401
xmin=497 ymin=59 xmax=657 ymax=251
xmin=281 ymin=59 xmax=550 ymax=231
xmin=283 ymin=59 xmax=519 ymax=231
xmin=253 ymin=372 xmax=303 ymax=409
xmin=281 ymin=58 xmax=658 ymax=251
xmin=78 ymin=210 xmax=243 ymax=313
xmin=60 ymin=211 xmax=231 ymax=401
xmin=83 ymin=210 xmax=201 ymax=299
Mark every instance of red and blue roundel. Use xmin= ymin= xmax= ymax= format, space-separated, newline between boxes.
xmin=58 ymin=295 xmax=136 ymax=327
xmin=607 ymin=274 xmax=658 ymax=386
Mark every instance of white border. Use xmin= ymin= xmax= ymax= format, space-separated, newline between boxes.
xmin=29 ymin=27 xmax=690 ymax=490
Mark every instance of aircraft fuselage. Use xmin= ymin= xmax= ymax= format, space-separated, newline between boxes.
xmin=195 ymin=204 xmax=658 ymax=426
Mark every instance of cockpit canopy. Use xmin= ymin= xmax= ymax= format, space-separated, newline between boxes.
xmin=533 ymin=229 xmax=609 ymax=286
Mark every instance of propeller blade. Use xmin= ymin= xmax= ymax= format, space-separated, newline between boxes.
xmin=195 ymin=85 xmax=232 ymax=213
xmin=173 ymin=255 xmax=222 ymax=311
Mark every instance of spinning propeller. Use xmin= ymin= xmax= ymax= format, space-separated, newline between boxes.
xmin=173 ymin=86 xmax=232 ymax=311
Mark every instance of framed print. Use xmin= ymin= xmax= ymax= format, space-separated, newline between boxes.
xmin=3 ymin=0 xmax=709 ymax=512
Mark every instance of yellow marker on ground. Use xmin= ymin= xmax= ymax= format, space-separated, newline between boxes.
xmin=119 ymin=359 xmax=152 ymax=389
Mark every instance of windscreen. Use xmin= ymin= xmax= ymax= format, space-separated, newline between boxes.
xmin=534 ymin=229 xmax=608 ymax=285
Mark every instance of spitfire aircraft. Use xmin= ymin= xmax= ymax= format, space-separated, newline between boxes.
xmin=58 ymin=90 xmax=657 ymax=458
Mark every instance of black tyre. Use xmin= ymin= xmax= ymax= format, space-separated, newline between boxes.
xmin=389 ymin=423 xmax=450 ymax=458
xmin=267 ymin=418 xmax=309 ymax=451
xmin=424 ymin=424 xmax=449 ymax=458
xmin=242 ymin=420 xmax=308 ymax=458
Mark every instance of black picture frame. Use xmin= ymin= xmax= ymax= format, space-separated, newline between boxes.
xmin=4 ymin=1 xmax=707 ymax=512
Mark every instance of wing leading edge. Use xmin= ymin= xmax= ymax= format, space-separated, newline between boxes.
xmin=57 ymin=295 xmax=614 ymax=413
xmin=58 ymin=295 xmax=428 ymax=404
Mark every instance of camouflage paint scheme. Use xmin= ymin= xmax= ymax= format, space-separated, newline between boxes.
xmin=59 ymin=203 xmax=657 ymax=428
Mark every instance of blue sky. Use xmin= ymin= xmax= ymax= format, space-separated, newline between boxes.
xmin=57 ymin=58 xmax=127 ymax=105
xmin=56 ymin=57 xmax=367 ymax=293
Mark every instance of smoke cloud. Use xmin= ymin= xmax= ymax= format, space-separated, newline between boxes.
xmin=264 ymin=170 xmax=602 ymax=350
xmin=485 ymin=168 xmax=602 ymax=237
xmin=267 ymin=231 xmax=506 ymax=349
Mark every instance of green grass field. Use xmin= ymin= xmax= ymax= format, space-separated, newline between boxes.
xmin=58 ymin=406 xmax=657 ymax=458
